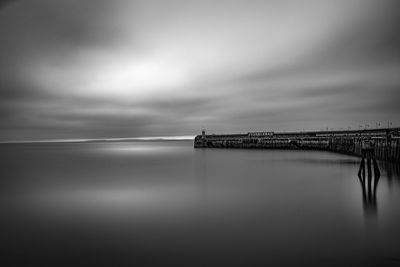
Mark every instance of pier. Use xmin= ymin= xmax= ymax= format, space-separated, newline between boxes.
xmin=194 ymin=128 xmax=400 ymax=162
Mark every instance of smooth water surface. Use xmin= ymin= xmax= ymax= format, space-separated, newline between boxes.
xmin=1 ymin=141 xmax=400 ymax=266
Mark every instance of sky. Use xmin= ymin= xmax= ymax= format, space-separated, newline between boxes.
xmin=0 ymin=0 xmax=399 ymax=141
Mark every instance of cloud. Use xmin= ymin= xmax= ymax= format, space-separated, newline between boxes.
xmin=0 ymin=0 xmax=400 ymax=140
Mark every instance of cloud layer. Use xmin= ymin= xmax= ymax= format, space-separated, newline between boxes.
xmin=1 ymin=0 xmax=400 ymax=140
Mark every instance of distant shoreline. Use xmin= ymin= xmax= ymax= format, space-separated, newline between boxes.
xmin=0 ymin=136 xmax=195 ymax=144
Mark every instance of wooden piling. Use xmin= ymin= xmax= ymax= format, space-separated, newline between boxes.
xmin=373 ymin=158 xmax=380 ymax=178
xmin=358 ymin=157 xmax=364 ymax=178
xmin=367 ymin=156 xmax=372 ymax=200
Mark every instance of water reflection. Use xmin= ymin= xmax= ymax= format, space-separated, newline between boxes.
xmin=357 ymin=157 xmax=380 ymax=216
xmin=194 ymin=148 xmax=208 ymax=196
xmin=383 ymin=162 xmax=400 ymax=186
xmin=2 ymin=142 xmax=400 ymax=266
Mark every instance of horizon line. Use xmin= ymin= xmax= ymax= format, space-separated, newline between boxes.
xmin=0 ymin=135 xmax=196 ymax=144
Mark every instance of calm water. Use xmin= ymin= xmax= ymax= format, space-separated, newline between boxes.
xmin=1 ymin=141 xmax=400 ymax=266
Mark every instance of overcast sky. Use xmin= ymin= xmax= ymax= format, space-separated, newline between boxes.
xmin=0 ymin=0 xmax=399 ymax=140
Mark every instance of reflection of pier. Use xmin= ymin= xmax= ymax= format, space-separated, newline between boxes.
xmin=357 ymin=141 xmax=380 ymax=215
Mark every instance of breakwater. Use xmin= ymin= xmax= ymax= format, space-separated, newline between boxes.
xmin=194 ymin=128 xmax=400 ymax=162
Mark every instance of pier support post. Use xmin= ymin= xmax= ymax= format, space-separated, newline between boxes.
xmin=358 ymin=139 xmax=381 ymax=215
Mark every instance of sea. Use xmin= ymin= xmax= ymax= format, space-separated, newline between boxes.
xmin=1 ymin=140 xmax=400 ymax=266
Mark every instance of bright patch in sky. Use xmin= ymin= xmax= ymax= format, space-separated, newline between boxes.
xmin=92 ymin=59 xmax=187 ymax=97
xmin=31 ymin=53 xmax=189 ymax=99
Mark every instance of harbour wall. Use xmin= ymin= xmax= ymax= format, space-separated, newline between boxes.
xmin=194 ymin=128 xmax=400 ymax=163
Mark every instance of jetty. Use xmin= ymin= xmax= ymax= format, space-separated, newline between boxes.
xmin=194 ymin=128 xmax=400 ymax=162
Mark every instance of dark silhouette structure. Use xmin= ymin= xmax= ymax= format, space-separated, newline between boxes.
xmin=357 ymin=140 xmax=381 ymax=215
xmin=194 ymin=127 xmax=400 ymax=162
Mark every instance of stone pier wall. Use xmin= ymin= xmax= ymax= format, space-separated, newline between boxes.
xmin=194 ymin=130 xmax=400 ymax=163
